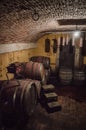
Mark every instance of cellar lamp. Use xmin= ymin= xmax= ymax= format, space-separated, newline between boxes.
xmin=32 ymin=10 xmax=39 ymax=21
xmin=74 ymin=24 xmax=81 ymax=37
xmin=74 ymin=30 xmax=81 ymax=37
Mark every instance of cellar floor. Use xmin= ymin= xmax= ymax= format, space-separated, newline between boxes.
xmin=2 ymin=76 xmax=86 ymax=130
xmin=26 ymin=96 xmax=86 ymax=130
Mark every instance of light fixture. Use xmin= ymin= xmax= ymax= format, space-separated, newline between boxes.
xmin=32 ymin=10 xmax=39 ymax=21
xmin=74 ymin=31 xmax=81 ymax=37
xmin=74 ymin=24 xmax=81 ymax=37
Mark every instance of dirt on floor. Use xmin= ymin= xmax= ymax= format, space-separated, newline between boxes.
xmin=25 ymin=95 xmax=86 ymax=130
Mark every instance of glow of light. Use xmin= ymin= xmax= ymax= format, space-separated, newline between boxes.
xmin=74 ymin=31 xmax=81 ymax=37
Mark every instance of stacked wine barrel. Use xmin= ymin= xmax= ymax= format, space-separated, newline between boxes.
xmin=7 ymin=61 xmax=46 ymax=85
xmin=29 ymin=56 xmax=51 ymax=82
xmin=4 ymin=57 xmax=51 ymax=127
xmin=30 ymin=56 xmax=50 ymax=69
xmin=0 ymin=79 xmax=38 ymax=127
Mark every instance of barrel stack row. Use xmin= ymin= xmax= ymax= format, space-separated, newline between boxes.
xmin=0 ymin=56 xmax=51 ymax=128
xmin=59 ymin=67 xmax=86 ymax=86
xmin=7 ymin=56 xmax=51 ymax=85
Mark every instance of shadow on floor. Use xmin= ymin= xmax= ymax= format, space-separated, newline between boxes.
xmin=47 ymin=76 xmax=86 ymax=103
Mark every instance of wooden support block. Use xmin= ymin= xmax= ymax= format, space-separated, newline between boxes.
xmin=44 ymin=92 xmax=58 ymax=102
xmin=42 ymin=84 xmax=55 ymax=93
xmin=46 ymin=101 xmax=62 ymax=113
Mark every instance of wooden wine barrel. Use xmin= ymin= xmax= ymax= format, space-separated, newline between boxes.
xmin=73 ymin=70 xmax=85 ymax=86
xmin=25 ymin=62 xmax=45 ymax=81
xmin=16 ymin=61 xmax=46 ymax=84
xmin=0 ymin=79 xmax=37 ymax=127
xmin=30 ymin=56 xmax=50 ymax=69
xmin=59 ymin=67 xmax=73 ymax=85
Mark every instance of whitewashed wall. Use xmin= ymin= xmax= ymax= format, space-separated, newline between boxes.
xmin=0 ymin=43 xmax=37 ymax=53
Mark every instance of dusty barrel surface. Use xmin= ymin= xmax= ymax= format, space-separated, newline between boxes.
xmin=59 ymin=67 xmax=73 ymax=85
xmin=73 ymin=70 xmax=85 ymax=86
xmin=30 ymin=56 xmax=50 ymax=69
xmin=0 ymin=79 xmax=37 ymax=127
xmin=16 ymin=61 xmax=46 ymax=84
xmin=25 ymin=62 xmax=45 ymax=80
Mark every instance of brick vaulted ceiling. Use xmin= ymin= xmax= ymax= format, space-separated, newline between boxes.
xmin=0 ymin=0 xmax=86 ymax=44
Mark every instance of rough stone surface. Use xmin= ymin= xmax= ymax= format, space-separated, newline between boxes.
xmin=0 ymin=0 xmax=86 ymax=44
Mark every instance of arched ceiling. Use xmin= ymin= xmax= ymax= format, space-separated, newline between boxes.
xmin=0 ymin=0 xmax=86 ymax=44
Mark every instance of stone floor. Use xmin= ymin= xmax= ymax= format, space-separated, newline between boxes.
xmin=2 ymin=94 xmax=86 ymax=130
xmin=1 ymin=77 xmax=86 ymax=130
xmin=25 ymin=96 xmax=86 ymax=130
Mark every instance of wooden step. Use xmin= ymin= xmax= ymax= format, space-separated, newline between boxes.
xmin=46 ymin=101 xmax=62 ymax=113
xmin=42 ymin=84 xmax=55 ymax=92
xmin=43 ymin=92 xmax=58 ymax=102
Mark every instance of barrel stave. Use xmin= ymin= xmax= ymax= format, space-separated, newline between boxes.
xmin=30 ymin=56 xmax=50 ymax=69
xmin=59 ymin=67 xmax=73 ymax=85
